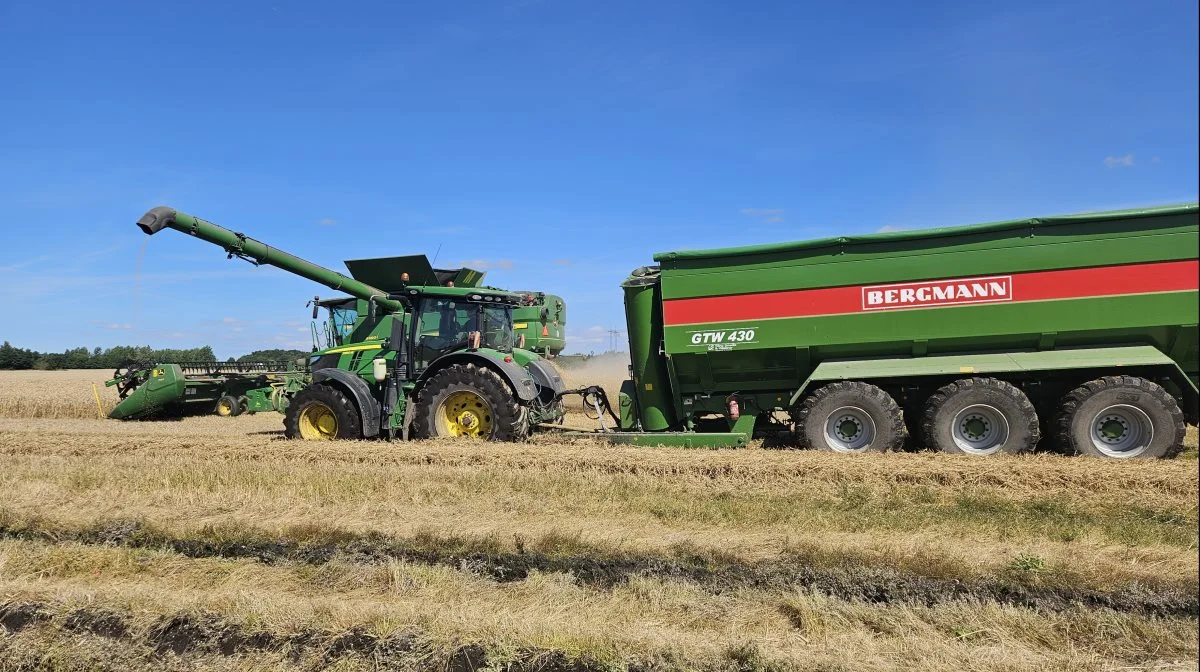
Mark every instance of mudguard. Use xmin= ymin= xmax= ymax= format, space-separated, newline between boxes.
xmin=421 ymin=352 xmax=538 ymax=403
xmin=311 ymin=368 xmax=381 ymax=437
xmin=524 ymin=357 xmax=567 ymax=404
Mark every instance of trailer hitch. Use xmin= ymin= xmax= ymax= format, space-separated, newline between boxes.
xmin=557 ymin=385 xmax=620 ymax=430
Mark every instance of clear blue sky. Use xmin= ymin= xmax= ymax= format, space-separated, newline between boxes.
xmin=1 ymin=0 xmax=1196 ymax=357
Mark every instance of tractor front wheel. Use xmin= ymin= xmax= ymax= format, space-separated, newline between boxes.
xmin=413 ymin=363 xmax=525 ymax=441
xmin=284 ymin=384 xmax=363 ymax=440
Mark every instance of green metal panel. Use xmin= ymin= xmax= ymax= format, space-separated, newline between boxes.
xmin=656 ymin=203 xmax=1197 ymax=268
xmin=603 ymin=431 xmax=749 ymax=448
xmin=512 ymin=293 xmax=567 ymax=356
xmin=788 ymin=345 xmax=1193 ymax=405
xmin=622 ymin=270 xmax=676 ymax=430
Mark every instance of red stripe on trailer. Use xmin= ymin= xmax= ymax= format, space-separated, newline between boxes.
xmin=662 ymin=260 xmax=1200 ymax=326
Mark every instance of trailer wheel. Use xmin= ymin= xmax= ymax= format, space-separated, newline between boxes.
xmin=284 ymin=384 xmax=363 ymax=440
xmin=215 ymin=395 xmax=241 ymax=417
xmin=921 ymin=377 xmax=1039 ymax=456
xmin=795 ymin=381 xmax=904 ymax=454
xmin=1055 ymin=376 xmax=1185 ymax=459
xmin=413 ymin=363 xmax=524 ymax=441
xmin=238 ymin=396 xmax=251 ymax=415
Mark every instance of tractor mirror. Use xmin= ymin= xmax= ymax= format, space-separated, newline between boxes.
xmin=368 ymin=298 xmax=377 ymax=322
xmin=311 ymin=295 xmax=320 ymax=320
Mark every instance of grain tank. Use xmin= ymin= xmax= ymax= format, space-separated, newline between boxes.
xmin=618 ymin=204 xmax=1199 ymax=458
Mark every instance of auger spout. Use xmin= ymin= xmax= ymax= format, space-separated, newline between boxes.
xmin=136 ymin=206 xmax=403 ymax=312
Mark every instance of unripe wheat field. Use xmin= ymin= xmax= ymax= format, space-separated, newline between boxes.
xmin=0 ymin=369 xmax=1196 ymax=671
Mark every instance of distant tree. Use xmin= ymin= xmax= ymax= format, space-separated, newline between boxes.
xmin=238 ymin=348 xmax=308 ymax=363
xmin=0 ymin=341 xmax=37 ymax=370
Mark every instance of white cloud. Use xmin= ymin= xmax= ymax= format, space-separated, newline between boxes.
xmin=553 ymin=259 xmax=573 ymax=267
xmin=877 ymin=225 xmax=905 ymax=233
xmin=459 ymin=259 xmax=514 ymax=270
xmin=318 ymin=217 xmax=338 ymax=226
xmin=104 ymin=323 xmax=133 ymax=330
xmin=741 ymin=208 xmax=784 ymax=224
xmin=1104 ymin=154 xmax=1135 ymax=168
xmin=222 ymin=317 xmax=238 ymax=324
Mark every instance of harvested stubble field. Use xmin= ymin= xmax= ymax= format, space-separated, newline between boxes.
xmin=0 ymin=370 xmax=1197 ymax=672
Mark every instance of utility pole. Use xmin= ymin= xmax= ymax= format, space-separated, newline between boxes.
xmin=607 ymin=328 xmax=624 ymax=353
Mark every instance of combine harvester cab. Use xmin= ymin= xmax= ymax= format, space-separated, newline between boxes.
xmin=613 ymin=204 xmax=1199 ymax=458
xmin=133 ymin=206 xmax=567 ymax=441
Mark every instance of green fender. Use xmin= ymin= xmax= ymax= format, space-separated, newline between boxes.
xmin=790 ymin=345 xmax=1198 ymax=406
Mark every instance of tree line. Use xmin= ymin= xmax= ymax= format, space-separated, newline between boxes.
xmin=0 ymin=342 xmax=307 ymax=371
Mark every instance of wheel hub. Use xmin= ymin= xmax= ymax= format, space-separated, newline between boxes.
xmin=298 ymin=402 xmax=338 ymax=440
xmin=439 ymin=390 xmax=494 ymax=438
xmin=823 ymin=406 xmax=875 ymax=452
xmin=1097 ymin=416 xmax=1129 ymax=443
xmin=950 ymin=404 xmax=1010 ymax=455
xmin=1088 ymin=405 xmax=1152 ymax=457
xmin=836 ymin=417 xmax=863 ymax=441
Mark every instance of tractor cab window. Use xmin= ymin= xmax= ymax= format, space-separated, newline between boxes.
xmin=415 ymin=298 xmax=475 ymax=370
xmin=480 ymin=305 xmax=514 ymax=351
xmin=413 ymin=299 xmax=516 ymax=371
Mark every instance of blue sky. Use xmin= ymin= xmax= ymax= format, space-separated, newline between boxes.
xmin=1 ymin=0 xmax=1196 ymax=357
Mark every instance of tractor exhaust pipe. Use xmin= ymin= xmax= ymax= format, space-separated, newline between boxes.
xmin=136 ymin=206 xmax=177 ymax=235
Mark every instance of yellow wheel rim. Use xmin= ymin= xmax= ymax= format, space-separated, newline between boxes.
xmin=437 ymin=390 xmax=493 ymax=438
xmin=216 ymin=399 xmax=235 ymax=417
xmin=298 ymin=402 xmax=338 ymax=440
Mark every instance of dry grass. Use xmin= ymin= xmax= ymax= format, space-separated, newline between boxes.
xmin=0 ymin=538 xmax=1195 ymax=671
xmin=1 ymin=369 xmax=1197 ymax=670
xmin=0 ymin=369 xmax=122 ymax=419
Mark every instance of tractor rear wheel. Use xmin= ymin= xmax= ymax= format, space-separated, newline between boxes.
xmin=795 ymin=381 xmax=905 ymax=454
xmin=215 ymin=395 xmax=241 ymax=417
xmin=922 ymin=377 xmax=1040 ymax=456
xmin=413 ymin=363 xmax=525 ymax=441
xmin=284 ymin=384 xmax=363 ymax=440
xmin=1055 ymin=376 xmax=1185 ymax=459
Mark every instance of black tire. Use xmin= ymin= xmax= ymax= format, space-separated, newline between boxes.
xmin=413 ymin=363 xmax=525 ymax=441
xmin=215 ymin=395 xmax=241 ymax=417
xmin=921 ymin=377 xmax=1040 ymax=456
xmin=283 ymin=384 xmax=363 ymax=440
xmin=1055 ymin=375 xmax=1185 ymax=459
xmin=795 ymin=381 xmax=905 ymax=454
xmin=238 ymin=396 xmax=251 ymax=415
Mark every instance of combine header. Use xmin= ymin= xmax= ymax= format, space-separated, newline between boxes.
xmin=106 ymin=360 xmax=296 ymax=419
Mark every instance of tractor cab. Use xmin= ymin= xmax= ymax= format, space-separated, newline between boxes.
xmin=398 ymin=286 xmax=523 ymax=373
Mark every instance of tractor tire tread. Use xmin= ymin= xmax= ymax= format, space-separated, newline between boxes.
xmin=412 ymin=363 xmax=526 ymax=441
xmin=283 ymin=383 xmax=363 ymax=440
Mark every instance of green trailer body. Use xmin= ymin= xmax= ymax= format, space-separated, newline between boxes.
xmin=107 ymin=361 xmax=294 ymax=420
xmin=620 ymin=204 xmax=1199 ymax=454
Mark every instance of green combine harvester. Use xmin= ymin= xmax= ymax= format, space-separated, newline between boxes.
xmin=133 ymin=206 xmax=569 ymax=439
xmin=613 ymin=203 xmax=1199 ymax=458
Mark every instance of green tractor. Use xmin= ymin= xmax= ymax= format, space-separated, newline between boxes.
xmin=135 ymin=207 xmax=568 ymax=440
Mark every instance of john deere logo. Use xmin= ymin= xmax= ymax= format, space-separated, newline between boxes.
xmin=862 ymin=275 xmax=1012 ymax=311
